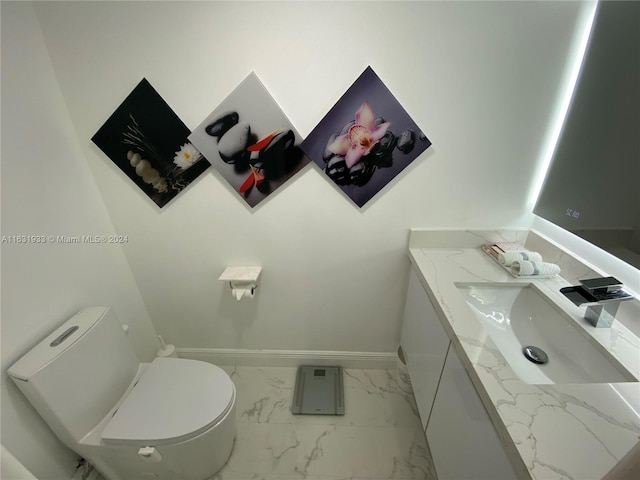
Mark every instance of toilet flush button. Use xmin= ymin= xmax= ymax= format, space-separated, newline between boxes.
xmin=138 ymin=446 xmax=162 ymax=463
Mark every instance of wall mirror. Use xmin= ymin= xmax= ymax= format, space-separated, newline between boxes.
xmin=534 ymin=1 xmax=640 ymax=270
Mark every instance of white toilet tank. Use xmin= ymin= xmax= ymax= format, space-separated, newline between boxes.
xmin=8 ymin=307 xmax=140 ymax=443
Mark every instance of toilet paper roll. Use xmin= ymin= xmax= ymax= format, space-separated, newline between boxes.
xmin=232 ymin=286 xmax=255 ymax=300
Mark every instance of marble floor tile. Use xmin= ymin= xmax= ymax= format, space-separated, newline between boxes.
xmin=224 ymin=366 xmax=422 ymax=429
xmin=210 ymin=474 xmax=317 ymax=480
xmin=223 ymin=366 xmax=296 ymax=424
xmin=337 ymin=369 xmax=421 ymax=428
xmin=213 ymin=365 xmax=437 ymax=480
xmin=296 ymin=424 xmax=433 ymax=479
xmin=215 ymin=423 xmax=433 ymax=479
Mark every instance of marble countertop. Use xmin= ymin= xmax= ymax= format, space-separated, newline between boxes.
xmin=409 ymin=247 xmax=640 ymax=480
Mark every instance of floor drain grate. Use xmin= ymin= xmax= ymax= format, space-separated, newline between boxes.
xmin=291 ymin=366 xmax=344 ymax=415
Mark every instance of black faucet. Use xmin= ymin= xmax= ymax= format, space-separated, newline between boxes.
xmin=560 ymin=276 xmax=634 ymax=328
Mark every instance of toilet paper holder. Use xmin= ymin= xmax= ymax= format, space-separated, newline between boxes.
xmin=228 ymin=283 xmax=256 ymax=294
xmin=218 ymin=267 xmax=262 ymax=300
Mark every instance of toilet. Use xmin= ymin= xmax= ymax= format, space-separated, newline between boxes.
xmin=8 ymin=307 xmax=236 ymax=480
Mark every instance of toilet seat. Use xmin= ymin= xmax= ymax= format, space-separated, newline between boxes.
xmin=101 ymin=357 xmax=235 ymax=446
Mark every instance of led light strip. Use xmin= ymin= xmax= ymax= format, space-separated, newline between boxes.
xmin=527 ymin=1 xmax=600 ymax=212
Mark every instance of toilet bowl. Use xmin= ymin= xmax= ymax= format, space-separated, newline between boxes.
xmin=8 ymin=307 xmax=236 ymax=480
xmin=91 ymin=357 xmax=236 ymax=480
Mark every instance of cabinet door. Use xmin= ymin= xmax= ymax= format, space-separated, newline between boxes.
xmin=401 ymin=267 xmax=450 ymax=431
xmin=426 ymin=345 xmax=518 ymax=480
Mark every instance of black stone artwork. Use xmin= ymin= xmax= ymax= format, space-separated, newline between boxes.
xmin=189 ymin=73 xmax=310 ymax=208
xmin=301 ymin=67 xmax=432 ymax=208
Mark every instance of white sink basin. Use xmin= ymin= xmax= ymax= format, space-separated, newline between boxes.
xmin=456 ymin=283 xmax=637 ymax=385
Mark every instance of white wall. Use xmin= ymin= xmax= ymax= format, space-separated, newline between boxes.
xmin=1 ymin=3 xmax=158 ymax=478
xmin=31 ymin=0 xmax=586 ymax=354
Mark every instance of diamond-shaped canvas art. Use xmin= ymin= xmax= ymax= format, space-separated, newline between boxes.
xmin=189 ymin=73 xmax=309 ymax=208
xmin=301 ymin=67 xmax=431 ymax=208
xmin=92 ymin=78 xmax=210 ymax=208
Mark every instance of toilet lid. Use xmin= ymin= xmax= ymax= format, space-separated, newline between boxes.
xmin=101 ymin=357 xmax=235 ymax=446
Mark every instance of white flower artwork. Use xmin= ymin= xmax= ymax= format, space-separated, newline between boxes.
xmin=92 ymin=79 xmax=210 ymax=208
xmin=173 ymin=143 xmax=201 ymax=170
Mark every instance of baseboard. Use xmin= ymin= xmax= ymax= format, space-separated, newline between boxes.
xmin=176 ymin=348 xmax=398 ymax=369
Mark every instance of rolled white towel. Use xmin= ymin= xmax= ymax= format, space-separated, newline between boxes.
xmin=498 ymin=250 xmax=542 ymax=266
xmin=511 ymin=260 xmax=561 ymax=276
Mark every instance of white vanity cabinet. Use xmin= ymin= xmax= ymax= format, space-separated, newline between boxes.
xmin=400 ymin=267 xmax=451 ymax=430
xmin=426 ymin=345 xmax=518 ymax=479
xmin=401 ymin=265 xmax=519 ymax=480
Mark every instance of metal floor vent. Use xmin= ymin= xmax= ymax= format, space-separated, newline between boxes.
xmin=292 ymin=366 xmax=344 ymax=415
